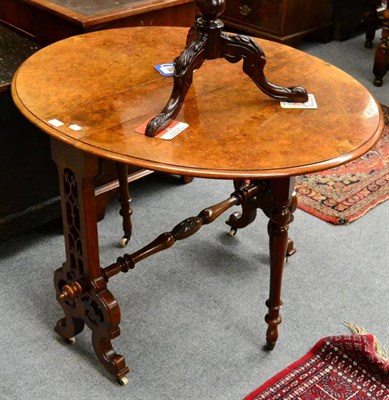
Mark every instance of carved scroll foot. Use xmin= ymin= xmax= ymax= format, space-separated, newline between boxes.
xmin=226 ymin=180 xmax=265 ymax=234
xmin=55 ymin=267 xmax=129 ymax=382
xmin=264 ymin=178 xmax=295 ymax=349
xmin=221 ymin=34 xmax=308 ymax=103
xmin=92 ymin=327 xmax=129 ymax=383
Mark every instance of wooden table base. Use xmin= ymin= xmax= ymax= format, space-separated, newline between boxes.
xmin=51 ymin=138 xmax=296 ymax=384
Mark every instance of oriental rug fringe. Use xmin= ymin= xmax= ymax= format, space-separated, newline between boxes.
xmin=244 ymin=335 xmax=389 ymax=400
xmin=295 ymin=105 xmax=389 ymax=224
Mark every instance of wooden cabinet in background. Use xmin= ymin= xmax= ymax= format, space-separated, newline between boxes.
xmin=334 ymin=0 xmax=370 ymax=40
xmin=221 ymin=0 xmax=371 ymax=45
xmin=222 ymin=0 xmax=336 ymax=45
xmin=0 ymin=0 xmax=196 ymax=45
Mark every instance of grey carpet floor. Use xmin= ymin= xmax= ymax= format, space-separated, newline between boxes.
xmin=0 ymin=30 xmax=388 ymax=399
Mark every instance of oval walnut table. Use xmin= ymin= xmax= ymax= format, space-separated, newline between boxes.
xmin=12 ymin=27 xmax=384 ymax=384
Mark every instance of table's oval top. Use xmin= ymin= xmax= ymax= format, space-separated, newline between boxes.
xmin=12 ymin=27 xmax=384 ymax=179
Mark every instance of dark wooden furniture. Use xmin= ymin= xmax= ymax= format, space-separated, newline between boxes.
xmin=365 ymin=0 xmax=389 ymax=86
xmin=146 ymin=0 xmax=308 ymax=136
xmin=0 ymin=25 xmax=56 ymax=243
xmin=0 ymin=0 xmax=196 ymax=45
xmin=221 ymin=0 xmax=335 ymax=44
xmin=365 ymin=0 xmax=383 ymax=48
xmin=333 ymin=0 xmax=371 ymax=41
xmin=12 ymin=26 xmax=384 ymax=385
xmin=221 ymin=0 xmax=372 ymax=45
xmin=0 ymin=0 xmax=195 ymax=243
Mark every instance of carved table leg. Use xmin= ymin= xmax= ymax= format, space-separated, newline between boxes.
xmin=116 ymin=162 xmax=133 ymax=247
xmin=264 ymin=177 xmax=295 ymax=349
xmin=145 ymin=31 xmax=207 ymax=136
xmin=51 ymin=139 xmax=129 ymax=384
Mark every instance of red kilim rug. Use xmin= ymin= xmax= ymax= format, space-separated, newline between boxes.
xmin=295 ymin=105 xmax=389 ymax=224
xmin=244 ymin=335 xmax=389 ymax=400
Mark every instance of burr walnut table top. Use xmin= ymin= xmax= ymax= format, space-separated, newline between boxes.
xmin=12 ymin=27 xmax=384 ymax=179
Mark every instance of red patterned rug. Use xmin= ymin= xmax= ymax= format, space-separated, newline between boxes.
xmin=244 ymin=335 xmax=389 ymax=400
xmin=295 ymin=105 xmax=389 ymax=224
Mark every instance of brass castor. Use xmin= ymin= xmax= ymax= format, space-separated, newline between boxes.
xmin=119 ymin=237 xmax=129 ymax=247
xmin=118 ymin=376 xmax=129 ymax=386
xmin=64 ymin=337 xmax=76 ymax=345
xmin=227 ymin=228 xmax=237 ymax=237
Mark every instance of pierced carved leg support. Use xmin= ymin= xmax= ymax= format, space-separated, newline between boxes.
xmin=51 ymin=139 xmax=129 ymax=384
xmin=145 ymin=0 xmax=308 ymax=137
xmin=265 ymin=177 xmax=295 ymax=349
xmin=221 ymin=34 xmax=307 ymax=101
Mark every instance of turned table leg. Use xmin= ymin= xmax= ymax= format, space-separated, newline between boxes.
xmin=265 ymin=177 xmax=295 ymax=349
xmin=50 ymin=139 xmax=129 ymax=384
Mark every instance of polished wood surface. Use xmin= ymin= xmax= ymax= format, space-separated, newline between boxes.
xmin=13 ymin=27 xmax=384 ymax=178
xmin=145 ymin=0 xmax=308 ymax=136
xmin=24 ymin=0 xmax=195 ymax=30
xmin=12 ymin=27 xmax=384 ymax=384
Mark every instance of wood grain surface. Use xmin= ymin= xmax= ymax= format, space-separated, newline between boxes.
xmin=12 ymin=27 xmax=384 ymax=179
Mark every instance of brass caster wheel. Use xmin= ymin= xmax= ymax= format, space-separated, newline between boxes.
xmin=64 ymin=337 xmax=76 ymax=345
xmin=118 ymin=376 xmax=129 ymax=386
xmin=227 ymin=228 xmax=237 ymax=237
xmin=120 ymin=237 xmax=129 ymax=247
